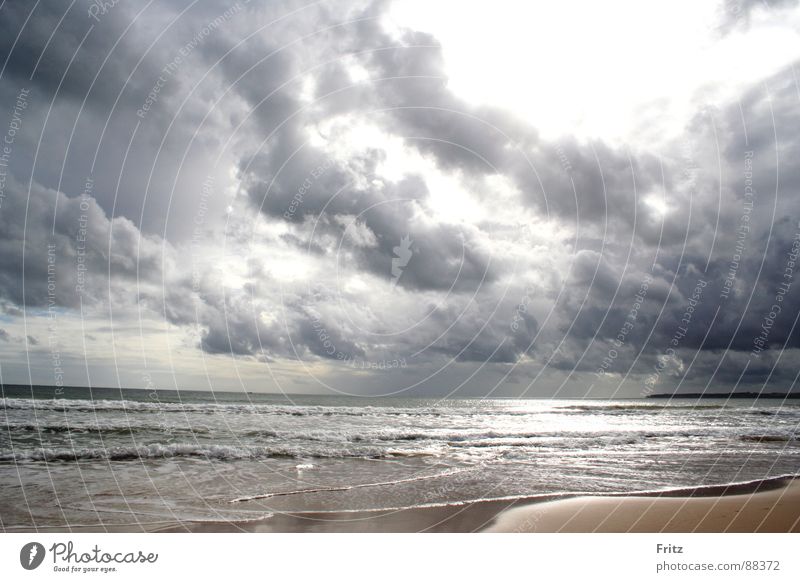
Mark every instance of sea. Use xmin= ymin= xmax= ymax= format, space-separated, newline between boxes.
xmin=1 ymin=385 xmax=799 ymax=531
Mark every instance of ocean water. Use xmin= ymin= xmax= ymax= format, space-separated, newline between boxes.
xmin=1 ymin=385 xmax=799 ymax=530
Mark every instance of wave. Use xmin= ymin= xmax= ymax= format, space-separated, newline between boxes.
xmin=0 ymin=397 xmax=453 ymax=417
xmin=6 ymin=422 xmax=788 ymax=448
xmin=0 ymin=442 xmax=442 ymax=463
xmin=1 ymin=422 xmax=210 ymax=436
xmin=558 ymin=403 xmax=728 ymax=412
xmin=10 ymin=424 xmax=592 ymax=445
xmin=238 ymin=427 xmax=731 ymax=444
xmin=5 ymin=418 xmax=796 ymax=454
xmin=557 ymin=403 xmax=800 ymax=416
xmin=1 ymin=423 xmax=614 ymax=444
xmin=1 ymin=397 xmax=256 ymax=415
xmin=740 ymin=434 xmax=798 ymax=443
xmin=0 ymin=397 xmax=662 ymax=417
xmin=742 ymin=409 xmax=800 ymax=418
xmin=6 ymin=396 xmax=798 ymax=417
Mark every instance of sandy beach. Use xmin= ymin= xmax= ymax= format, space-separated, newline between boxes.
xmin=486 ymin=477 xmax=800 ymax=533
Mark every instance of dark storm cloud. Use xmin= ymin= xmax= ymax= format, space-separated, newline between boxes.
xmin=196 ymin=294 xmax=284 ymax=358
xmin=0 ymin=1 xmax=144 ymax=103
xmin=657 ymin=62 xmax=800 ymax=358
xmin=294 ymin=311 xmax=367 ymax=361
xmin=243 ymin=146 xmax=385 ymax=221
xmin=516 ymin=95 xmax=797 ymax=393
xmin=722 ymin=65 xmax=800 ymax=226
xmin=425 ymin=303 xmax=539 ymax=364
xmin=357 ymin=211 xmax=498 ymax=292
xmin=0 ymin=174 xmax=166 ymax=308
xmin=241 ymin=130 xmax=499 ymax=292
xmin=0 ymin=0 xmax=191 ymax=135
xmin=540 ymin=55 xmax=800 ymax=393
xmin=0 ymin=0 xmax=279 ymax=240
xmin=155 ymin=274 xmax=371 ymax=363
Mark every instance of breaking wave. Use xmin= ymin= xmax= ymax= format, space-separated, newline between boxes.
xmin=0 ymin=442 xmax=443 ymax=463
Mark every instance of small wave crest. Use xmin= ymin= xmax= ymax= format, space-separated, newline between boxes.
xmin=0 ymin=442 xmax=440 ymax=463
xmin=740 ymin=434 xmax=798 ymax=443
xmin=558 ymin=403 xmax=727 ymax=412
xmin=0 ymin=397 xmax=454 ymax=418
xmin=0 ymin=422 xmax=210 ymax=436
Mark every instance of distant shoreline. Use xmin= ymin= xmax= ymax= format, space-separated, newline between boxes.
xmin=648 ymin=392 xmax=800 ymax=399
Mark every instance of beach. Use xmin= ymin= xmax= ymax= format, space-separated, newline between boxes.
xmin=487 ymin=477 xmax=800 ymax=533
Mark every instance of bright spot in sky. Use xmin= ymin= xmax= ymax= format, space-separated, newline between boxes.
xmin=644 ymin=194 xmax=670 ymax=218
xmin=309 ymin=118 xmax=486 ymax=223
xmin=388 ymin=0 xmax=800 ymax=146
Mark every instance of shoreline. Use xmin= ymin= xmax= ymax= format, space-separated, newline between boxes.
xmin=7 ymin=474 xmax=798 ymax=533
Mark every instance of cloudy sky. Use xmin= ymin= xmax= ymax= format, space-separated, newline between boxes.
xmin=0 ymin=0 xmax=799 ymax=397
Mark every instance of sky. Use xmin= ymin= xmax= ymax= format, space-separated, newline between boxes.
xmin=0 ymin=0 xmax=799 ymax=397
